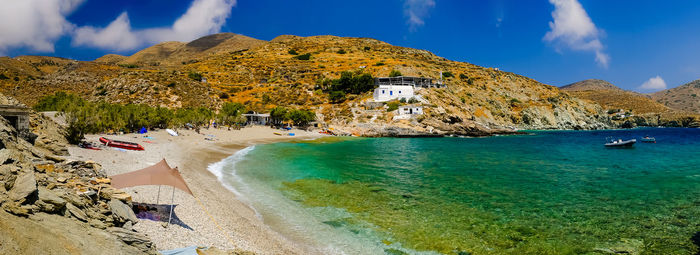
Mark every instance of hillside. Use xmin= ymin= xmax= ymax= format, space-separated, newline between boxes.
xmin=0 ymin=33 xmax=615 ymax=135
xmin=560 ymin=79 xmax=622 ymax=92
xmin=561 ymin=80 xmax=670 ymax=114
xmin=652 ymin=79 xmax=700 ymax=114
xmin=561 ymin=79 xmax=699 ymax=127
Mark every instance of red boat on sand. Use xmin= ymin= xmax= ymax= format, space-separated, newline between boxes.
xmin=99 ymin=137 xmax=145 ymax=151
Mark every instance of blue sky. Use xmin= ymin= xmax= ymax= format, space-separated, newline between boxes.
xmin=1 ymin=0 xmax=700 ymax=92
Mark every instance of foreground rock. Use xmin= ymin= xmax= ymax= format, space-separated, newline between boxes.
xmin=0 ymin=92 xmax=158 ymax=254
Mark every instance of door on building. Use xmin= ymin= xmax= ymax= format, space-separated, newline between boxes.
xmin=390 ymin=91 xmax=393 ymax=96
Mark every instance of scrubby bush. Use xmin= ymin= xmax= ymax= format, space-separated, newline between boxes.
xmin=387 ymin=101 xmax=400 ymax=112
xmin=459 ymin=73 xmax=468 ymax=80
xmin=374 ymin=62 xmax=385 ymax=66
xmin=442 ymin=71 xmax=454 ymax=78
xmin=364 ymin=46 xmax=371 ymax=51
xmin=337 ymin=49 xmax=346 ymax=54
xmin=294 ymin=53 xmax=311 ymax=60
xmin=288 ymin=49 xmax=298 ymax=55
xmin=188 ymin=71 xmax=203 ymax=81
xmin=329 ymin=91 xmax=346 ymax=103
xmin=389 ymin=70 xmax=402 ymax=77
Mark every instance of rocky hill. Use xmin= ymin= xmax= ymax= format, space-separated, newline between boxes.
xmin=652 ymin=79 xmax=700 ymax=114
xmin=1 ymin=33 xmax=617 ymax=135
xmin=0 ymin=92 xmax=158 ymax=254
xmin=561 ymin=79 xmax=699 ymax=127
xmin=560 ymin=79 xmax=622 ymax=92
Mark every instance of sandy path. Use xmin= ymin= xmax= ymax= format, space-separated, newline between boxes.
xmin=67 ymin=126 xmax=325 ymax=254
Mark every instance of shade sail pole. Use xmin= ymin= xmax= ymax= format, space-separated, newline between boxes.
xmin=168 ymin=186 xmax=175 ymax=226
xmin=156 ymin=185 xmax=161 ymax=204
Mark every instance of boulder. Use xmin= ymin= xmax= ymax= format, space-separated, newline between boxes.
xmin=107 ymin=227 xmax=158 ymax=254
xmin=37 ymin=187 xmax=66 ymax=213
xmin=109 ymin=199 xmax=137 ymax=224
xmin=8 ymin=172 xmax=37 ymax=202
xmin=66 ymin=202 xmax=87 ymax=222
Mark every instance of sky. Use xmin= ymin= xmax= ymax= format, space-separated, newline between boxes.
xmin=1 ymin=0 xmax=700 ymax=92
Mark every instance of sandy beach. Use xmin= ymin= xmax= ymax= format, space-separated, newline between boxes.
xmin=67 ymin=126 xmax=325 ymax=254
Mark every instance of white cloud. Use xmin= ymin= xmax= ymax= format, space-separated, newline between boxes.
xmin=72 ymin=0 xmax=236 ymax=51
xmin=404 ymin=0 xmax=435 ymax=31
xmin=638 ymin=75 xmax=667 ymax=92
xmin=0 ymin=0 xmax=84 ymax=54
xmin=544 ymin=0 xmax=610 ymax=68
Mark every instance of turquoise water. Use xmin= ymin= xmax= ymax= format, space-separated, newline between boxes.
xmin=212 ymin=128 xmax=700 ymax=254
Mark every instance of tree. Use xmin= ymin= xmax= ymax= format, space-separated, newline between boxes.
xmin=218 ymin=102 xmax=245 ymax=125
xmin=286 ymin=109 xmax=315 ymax=127
xmin=389 ymin=70 xmax=402 ymax=77
xmin=270 ymin=106 xmax=289 ymax=125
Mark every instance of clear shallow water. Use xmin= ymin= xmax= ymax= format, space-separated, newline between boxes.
xmin=212 ymin=128 xmax=700 ymax=255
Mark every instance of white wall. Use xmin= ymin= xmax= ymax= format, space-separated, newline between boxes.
xmin=373 ymin=85 xmax=415 ymax=102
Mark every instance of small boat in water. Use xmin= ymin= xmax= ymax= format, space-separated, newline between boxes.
xmin=99 ymin=137 xmax=145 ymax=151
xmin=605 ymin=137 xmax=636 ymax=148
xmin=640 ymin=136 xmax=656 ymax=143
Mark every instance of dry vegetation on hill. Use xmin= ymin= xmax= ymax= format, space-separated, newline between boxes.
xmin=653 ymin=79 xmax=700 ymax=114
xmin=0 ymin=33 xmax=626 ymax=134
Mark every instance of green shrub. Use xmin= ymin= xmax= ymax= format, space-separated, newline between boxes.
xmin=459 ymin=73 xmax=468 ymax=80
xmin=374 ymin=62 xmax=385 ymax=66
xmin=166 ymin=82 xmax=176 ymax=88
xmin=329 ymin=91 xmax=346 ymax=103
xmin=294 ymin=53 xmax=311 ymax=60
xmin=399 ymin=98 xmax=407 ymax=103
xmin=219 ymin=92 xmax=229 ymax=99
xmin=288 ymin=49 xmax=298 ymax=55
xmin=337 ymin=49 xmax=346 ymax=54
xmin=387 ymin=101 xmax=400 ymax=112
xmin=442 ymin=71 xmax=454 ymax=78
xmin=364 ymin=46 xmax=371 ymax=51
xmin=319 ymin=71 xmax=375 ymax=95
xmin=0 ymin=74 xmax=9 ymax=80
xmin=408 ymin=97 xmax=419 ymax=104
xmin=389 ymin=70 xmax=402 ymax=77
xmin=188 ymin=71 xmax=203 ymax=81
xmin=117 ymin=64 xmax=139 ymax=68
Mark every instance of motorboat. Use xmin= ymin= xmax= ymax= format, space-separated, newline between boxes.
xmin=640 ymin=136 xmax=656 ymax=143
xmin=605 ymin=137 xmax=636 ymax=148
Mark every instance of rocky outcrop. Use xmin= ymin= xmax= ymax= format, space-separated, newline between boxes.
xmin=0 ymin=92 xmax=158 ymax=254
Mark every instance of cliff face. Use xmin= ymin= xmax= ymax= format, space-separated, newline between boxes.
xmin=0 ymin=92 xmax=157 ymax=254
xmin=0 ymin=33 xmax=614 ymax=135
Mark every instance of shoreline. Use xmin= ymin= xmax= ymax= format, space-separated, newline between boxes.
xmin=67 ymin=126 xmax=325 ymax=254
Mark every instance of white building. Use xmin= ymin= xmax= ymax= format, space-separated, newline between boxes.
xmin=393 ymin=105 xmax=424 ymax=120
xmin=372 ymin=76 xmax=445 ymax=102
xmin=398 ymin=105 xmax=423 ymax=115
xmin=373 ymin=85 xmax=415 ymax=102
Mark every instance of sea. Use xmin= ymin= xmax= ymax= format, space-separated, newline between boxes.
xmin=208 ymin=128 xmax=700 ymax=255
